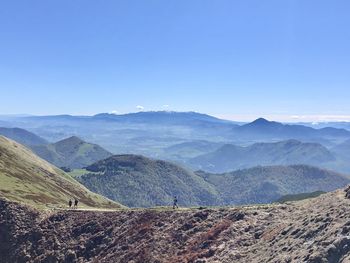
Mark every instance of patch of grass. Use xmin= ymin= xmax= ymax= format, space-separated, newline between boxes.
xmin=276 ymin=191 xmax=326 ymax=203
xmin=68 ymin=169 xmax=90 ymax=178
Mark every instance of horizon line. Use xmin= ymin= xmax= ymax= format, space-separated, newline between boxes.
xmin=1 ymin=111 xmax=350 ymax=123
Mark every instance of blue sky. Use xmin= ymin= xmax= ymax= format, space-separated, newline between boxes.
xmin=0 ymin=0 xmax=349 ymax=121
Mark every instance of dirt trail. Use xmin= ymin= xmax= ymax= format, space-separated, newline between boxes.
xmin=1 ymin=189 xmax=350 ymax=262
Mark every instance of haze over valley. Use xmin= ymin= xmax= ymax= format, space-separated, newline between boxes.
xmin=1 ymin=111 xmax=350 ymax=209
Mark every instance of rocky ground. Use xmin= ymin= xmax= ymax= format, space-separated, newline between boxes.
xmin=2 ymin=188 xmax=350 ymax=263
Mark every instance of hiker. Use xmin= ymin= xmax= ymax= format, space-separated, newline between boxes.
xmin=68 ymin=199 xmax=72 ymax=208
xmin=173 ymin=196 xmax=178 ymax=209
xmin=74 ymin=198 xmax=79 ymax=209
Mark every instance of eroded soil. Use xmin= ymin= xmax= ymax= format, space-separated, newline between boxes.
xmin=1 ymin=189 xmax=350 ymax=263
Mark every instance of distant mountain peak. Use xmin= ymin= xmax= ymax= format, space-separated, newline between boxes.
xmin=57 ymin=135 xmax=84 ymax=144
xmin=240 ymin=118 xmax=283 ymax=130
xmin=250 ymin=118 xmax=273 ymax=125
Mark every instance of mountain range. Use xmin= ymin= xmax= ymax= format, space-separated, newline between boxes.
xmin=233 ymin=118 xmax=350 ymax=146
xmin=74 ymin=154 xmax=349 ymax=207
xmin=75 ymin=154 xmax=221 ymax=207
xmin=2 ymin=112 xmax=349 ymax=158
xmin=189 ymin=139 xmax=336 ymax=173
xmin=197 ymin=165 xmax=348 ymax=205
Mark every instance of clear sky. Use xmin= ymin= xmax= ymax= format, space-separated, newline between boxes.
xmin=0 ymin=0 xmax=349 ymax=122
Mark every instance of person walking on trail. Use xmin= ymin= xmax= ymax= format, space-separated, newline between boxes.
xmin=68 ymin=199 xmax=72 ymax=208
xmin=74 ymin=198 xmax=79 ymax=209
xmin=173 ymin=196 xmax=178 ymax=209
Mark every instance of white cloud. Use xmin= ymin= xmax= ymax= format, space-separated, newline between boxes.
xmin=110 ymin=110 xmax=119 ymax=115
xmin=136 ymin=105 xmax=144 ymax=111
xmin=162 ymin=105 xmax=170 ymax=110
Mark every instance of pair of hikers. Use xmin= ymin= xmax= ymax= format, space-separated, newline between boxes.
xmin=68 ymin=198 xmax=79 ymax=209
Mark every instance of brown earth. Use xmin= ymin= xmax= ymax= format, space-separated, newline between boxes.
xmin=1 ymin=188 xmax=350 ymax=263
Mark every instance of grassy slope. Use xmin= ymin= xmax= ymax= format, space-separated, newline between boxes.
xmin=276 ymin=191 xmax=326 ymax=203
xmin=197 ymin=165 xmax=349 ymax=205
xmin=0 ymin=136 xmax=123 ymax=209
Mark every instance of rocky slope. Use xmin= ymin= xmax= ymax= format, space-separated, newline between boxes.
xmin=2 ymin=188 xmax=350 ymax=262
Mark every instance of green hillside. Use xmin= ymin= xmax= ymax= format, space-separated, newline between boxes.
xmin=31 ymin=136 xmax=112 ymax=169
xmin=72 ymin=153 xmax=349 ymax=208
xmin=0 ymin=136 xmax=123 ymax=209
xmin=275 ymin=191 xmax=326 ymax=203
xmin=197 ymin=165 xmax=349 ymax=205
xmin=75 ymin=154 xmax=221 ymax=207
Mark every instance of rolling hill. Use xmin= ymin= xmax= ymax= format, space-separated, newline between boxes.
xmin=31 ymin=136 xmax=112 ymax=169
xmin=331 ymin=139 xmax=350 ymax=158
xmin=74 ymin=154 xmax=348 ymax=207
xmin=0 ymin=127 xmax=47 ymax=146
xmin=75 ymin=154 xmax=221 ymax=207
xmin=0 ymin=136 xmax=122 ymax=209
xmin=163 ymin=140 xmax=224 ymax=161
xmin=196 ymin=165 xmax=349 ymax=205
xmin=189 ymin=139 xmax=336 ymax=173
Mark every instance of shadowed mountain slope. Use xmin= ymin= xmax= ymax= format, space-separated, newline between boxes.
xmin=31 ymin=136 xmax=112 ymax=169
xmin=332 ymin=139 xmax=350 ymax=158
xmin=0 ymin=127 xmax=47 ymax=146
xmin=189 ymin=139 xmax=336 ymax=173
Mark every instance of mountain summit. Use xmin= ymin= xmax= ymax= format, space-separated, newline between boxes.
xmin=248 ymin=118 xmax=273 ymax=126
